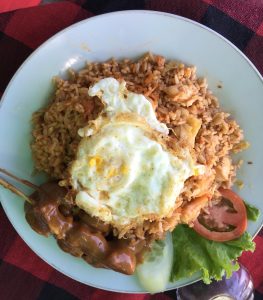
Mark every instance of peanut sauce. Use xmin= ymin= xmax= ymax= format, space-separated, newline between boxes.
xmin=24 ymin=182 xmax=151 ymax=275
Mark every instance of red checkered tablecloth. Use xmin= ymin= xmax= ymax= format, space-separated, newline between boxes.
xmin=0 ymin=1 xmax=263 ymax=299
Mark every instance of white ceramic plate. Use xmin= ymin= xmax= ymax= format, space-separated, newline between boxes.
xmin=0 ymin=11 xmax=263 ymax=293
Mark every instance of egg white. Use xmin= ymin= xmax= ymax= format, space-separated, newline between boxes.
xmin=69 ymin=78 xmax=204 ymax=229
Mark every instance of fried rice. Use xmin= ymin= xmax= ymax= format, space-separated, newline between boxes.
xmin=31 ymin=53 xmax=247 ymax=239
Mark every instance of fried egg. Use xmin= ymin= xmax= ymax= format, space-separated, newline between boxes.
xmin=69 ymin=78 xmax=204 ymax=229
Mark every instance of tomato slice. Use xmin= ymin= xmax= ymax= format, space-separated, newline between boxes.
xmin=193 ymin=188 xmax=247 ymax=242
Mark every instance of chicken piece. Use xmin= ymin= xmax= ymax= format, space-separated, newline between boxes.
xmin=175 ymin=115 xmax=201 ymax=149
xmin=185 ymin=116 xmax=201 ymax=148
xmin=163 ymin=83 xmax=200 ymax=106
xmin=215 ymin=156 xmax=231 ymax=181
xmin=180 ymin=194 xmax=211 ymax=224
xmin=190 ymin=169 xmax=216 ymax=198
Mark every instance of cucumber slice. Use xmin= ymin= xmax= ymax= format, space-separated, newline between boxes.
xmin=136 ymin=232 xmax=173 ymax=293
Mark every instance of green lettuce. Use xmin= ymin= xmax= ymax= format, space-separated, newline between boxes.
xmin=245 ymin=202 xmax=260 ymax=221
xmin=170 ymin=225 xmax=255 ymax=284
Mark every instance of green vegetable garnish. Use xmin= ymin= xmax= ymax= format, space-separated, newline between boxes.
xmin=170 ymin=225 xmax=255 ymax=284
xmin=244 ymin=202 xmax=260 ymax=221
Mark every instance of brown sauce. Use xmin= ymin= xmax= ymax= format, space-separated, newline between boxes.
xmin=24 ymin=181 xmax=151 ymax=275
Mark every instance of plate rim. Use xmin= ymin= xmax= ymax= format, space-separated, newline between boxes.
xmin=0 ymin=10 xmax=263 ymax=294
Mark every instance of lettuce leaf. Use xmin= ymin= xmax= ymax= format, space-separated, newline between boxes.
xmin=170 ymin=225 xmax=255 ymax=284
xmin=244 ymin=202 xmax=260 ymax=221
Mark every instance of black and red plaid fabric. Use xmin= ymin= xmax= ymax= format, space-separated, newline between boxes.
xmin=0 ymin=1 xmax=262 ymax=299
